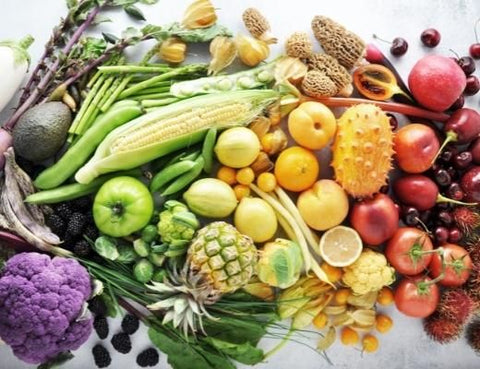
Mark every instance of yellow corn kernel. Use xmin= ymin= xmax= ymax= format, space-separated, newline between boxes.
xmin=158 ymin=37 xmax=187 ymax=64
xmin=217 ymin=166 xmax=237 ymax=185
xmin=236 ymin=167 xmax=255 ymax=185
xmin=256 ymin=172 xmax=276 ymax=192
xmin=233 ymin=184 xmax=251 ymax=200
xmin=182 ymin=0 xmax=217 ymax=29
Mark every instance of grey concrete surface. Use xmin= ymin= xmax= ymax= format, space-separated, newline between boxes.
xmin=1 ymin=0 xmax=480 ymax=368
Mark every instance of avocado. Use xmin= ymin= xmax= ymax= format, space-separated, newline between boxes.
xmin=12 ymin=101 xmax=72 ymax=162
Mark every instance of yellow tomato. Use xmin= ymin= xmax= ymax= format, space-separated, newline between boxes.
xmin=288 ymin=101 xmax=337 ymax=150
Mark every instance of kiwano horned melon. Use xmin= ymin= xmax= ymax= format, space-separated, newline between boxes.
xmin=331 ymin=104 xmax=394 ymax=198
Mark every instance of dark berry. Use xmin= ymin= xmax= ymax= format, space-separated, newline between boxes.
xmin=403 ymin=207 xmax=420 ymax=226
xmin=71 ymin=196 xmax=92 ymax=211
xmin=46 ymin=214 xmax=66 ymax=236
xmin=437 ymin=211 xmax=453 ymax=225
xmin=448 ymin=227 xmax=463 ymax=243
xmin=386 ymin=113 xmax=398 ymax=130
xmin=447 ymin=182 xmax=465 ymax=200
xmin=470 ymin=43 xmax=480 ymax=59
xmin=453 ymin=151 xmax=473 ymax=169
xmin=434 ymin=169 xmax=452 ymax=187
xmin=73 ymin=239 xmax=91 ymax=257
xmin=121 ymin=314 xmax=140 ymax=335
xmin=446 ymin=166 xmax=458 ymax=180
xmin=92 ymin=344 xmax=111 ymax=368
xmin=136 ymin=348 xmax=160 ymax=367
xmin=391 ymin=37 xmax=408 ymax=56
xmin=434 ymin=226 xmax=449 ymax=244
xmin=54 ymin=202 xmax=74 ymax=221
xmin=84 ymin=225 xmax=100 ymax=241
xmin=449 ymin=95 xmax=465 ymax=111
xmin=440 ymin=147 xmax=458 ymax=163
xmin=93 ymin=316 xmax=109 ymax=340
xmin=458 ymin=56 xmax=476 ymax=76
xmin=88 ymin=296 xmax=108 ymax=316
xmin=421 ymin=28 xmax=441 ymax=47
xmin=464 ymin=75 xmax=480 ymax=96
xmin=111 ymin=332 xmax=131 ymax=354
xmin=66 ymin=212 xmax=88 ymax=237
xmin=419 ymin=210 xmax=433 ymax=225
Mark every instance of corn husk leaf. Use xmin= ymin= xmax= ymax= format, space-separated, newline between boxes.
xmin=350 ymin=309 xmax=376 ymax=327
xmin=292 ymin=293 xmax=333 ymax=329
xmin=347 ymin=291 xmax=378 ymax=309
xmin=323 ymin=305 xmax=347 ymax=316
xmin=331 ymin=312 xmax=354 ymax=327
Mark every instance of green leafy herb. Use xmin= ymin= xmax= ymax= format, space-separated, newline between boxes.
xmin=151 ymin=22 xmax=233 ymax=42
xmin=204 ymin=338 xmax=264 ymax=365
xmin=37 ymin=351 xmax=74 ymax=369
xmin=124 ymin=4 xmax=146 ymax=20
xmin=102 ymin=32 xmax=119 ymax=44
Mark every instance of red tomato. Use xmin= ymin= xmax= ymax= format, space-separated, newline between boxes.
xmin=394 ymin=275 xmax=440 ymax=318
xmin=429 ymin=243 xmax=472 ymax=287
xmin=385 ymin=227 xmax=433 ymax=275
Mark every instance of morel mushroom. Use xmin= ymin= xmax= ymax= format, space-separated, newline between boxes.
xmin=242 ymin=8 xmax=277 ymax=44
xmin=311 ymin=15 xmax=365 ymax=70
xmin=306 ymin=53 xmax=353 ymax=96
xmin=285 ymin=32 xmax=313 ymax=59
xmin=301 ymin=70 xmax=337 ymax=98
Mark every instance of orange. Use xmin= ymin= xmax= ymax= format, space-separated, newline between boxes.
xmin=274 ymin=146 xmax=319 ymax=192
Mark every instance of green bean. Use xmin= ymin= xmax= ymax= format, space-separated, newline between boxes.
xmin=25 ymin=169 xmax=141 ymax=204
xmin=130 ymin=92 xmax=173 ymax=101
xmin=34 ymin=101 xmax=143 ymax=190
xmin=149 ymin=160 xmax=197 ymax=193
xmin=141 ymin=97 xmax=180 ymax=108
xmin=161 ymin=157 xmax=205 ymax=197
xmin=201 ymin=127 xmax=217 ymax=174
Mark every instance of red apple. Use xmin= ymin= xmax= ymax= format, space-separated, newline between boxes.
xmin=393 ymin=124 xmax=440 ymax=173
xmin=408 ymin=55 xmax=466 ymax=112
xmin=350 ymin=193 xmax=399 ymax=246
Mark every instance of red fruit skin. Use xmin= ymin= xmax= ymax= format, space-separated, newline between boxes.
xmin=393 ymin=174 xmax=438 ymax=211
xmin=468 ymin=138 xmax=480 ymax=164
xmin=385 ymin=227 xmax=433 ymax=275
xmin=395 ymin=275 xmax=440 ymax=318
xmin=408 ymin=55 xmax=466 ymax=112
xmin=349 ymin=193 xmax=399 ymax=246
xmin=461 ymin=166 xmax=480 ymax=202
xmin=444 ymin=108 xmax=480 ymax=144
xmin=430 ymin=243 xmax=472 ymax=287
xmin=393 ymin=124 xmax=440 ymax=173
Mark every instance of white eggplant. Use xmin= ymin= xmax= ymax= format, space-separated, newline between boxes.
xmin=0 ymin=35 xmax=34 ymax=113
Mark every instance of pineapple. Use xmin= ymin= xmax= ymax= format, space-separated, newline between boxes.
xmin=147 ymin=221 xmax=258 ymax=335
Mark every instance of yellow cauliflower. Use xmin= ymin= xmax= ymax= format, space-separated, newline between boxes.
xmin=342 ymin=249 xmax=395 ymax=295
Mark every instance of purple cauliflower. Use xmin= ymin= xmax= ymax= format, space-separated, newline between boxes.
xmin=0 ymin=252 xmax=93 ymax=364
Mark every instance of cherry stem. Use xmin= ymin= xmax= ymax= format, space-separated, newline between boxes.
xmin=436 ymin=193 xmax=478 ymax=207
xmin=431 ymin=131 xmax=458 ymax=165
xmin=449 ymin=48 xmax=461 ymax=59
xmin=305 ymin=97 xmax=450 ymax=122
xmin=372 ymin=34 xmax=392 ymax=45
xmin=474 ymin=18 xmax=480 ymax=43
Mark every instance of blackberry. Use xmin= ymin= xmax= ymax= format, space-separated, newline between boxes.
xmin=111 ymin=332 xmax=132 ymax=354
xmin=121 ymin=314 xmax=140 ymax=335
xmin=46 ymin=214 xmax=66 ymax=236
xmin=93 ymin=316 xmax=109 ymax=340
xmin=136 ymin=348 xmax=159 ymax=367
xmin=54 ymin=202 xmax=74 ymax=221
xmin=92 ymin=344 xmax=111 ymax=368
xmin=66 ymin=212 xmax=88 ymax=237
xmin=88 ymin=296 xmax=108 ymax=316
xmin=73 ymin=239 xmax=91 ymax=257
xmin=71 ymin=196 xmax=92 ymax=212
xmin=84 ymin=225 xmax=100 ymax=241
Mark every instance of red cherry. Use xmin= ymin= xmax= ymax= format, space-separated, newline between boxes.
xmin=470 ymin=43 xmax=480 ymax=59
xmin=421 ymin=28 xmax=441 ymax=47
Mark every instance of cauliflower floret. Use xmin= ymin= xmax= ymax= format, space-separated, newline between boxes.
xmin=157 ymin=200 xmax=199 ymax=244
xmin=342 ymin=249 xmax=395 ymax=295
xmin=0 ymin=252 xmax=92 ymax=364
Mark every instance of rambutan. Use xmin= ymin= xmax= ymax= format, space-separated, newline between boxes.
xmin=452 ymin=206 xmax=480 ymax=238
xmin=437 ymin=288 xmax=474 ymax=324
xmin=465 ymin=266 xmax=480 ymax=309
xmin=466 ymin=319 xmax=480 ymax=353
xmin=469 ymin=243 xmax=480 ymax=265
xmin=423 ymin=313 xmax=462 ymax=344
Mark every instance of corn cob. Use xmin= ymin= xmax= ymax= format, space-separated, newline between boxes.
xmin=75 ymin=89 xmax=279 ymax=184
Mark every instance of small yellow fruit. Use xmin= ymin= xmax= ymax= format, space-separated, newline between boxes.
xmin=234 ymin=197 xmax=277 ymax=243
xmin=236 ymin=167 xmax=255 ymax=185
xmin=217 ymin=166 xmax=237 ymax=185
xmin=320 ymin=262 xmax=343 ymax=284
xmin=297 ymin=180 xmax=349 ymax=231
xmin=377 ymin=287 xmax=394 ymax=306
xmin=257 ymin=172 xmax=277 ymax=192
xmin=334 ymin=288 xmax=351 ymax=305
xmin=158 ymin=37 xmax=187 ymax=64
xmin=233 ymin=184 xmax=251 ymax=201
xmin=362 ymin=334 xmax=379 ymax=353
xmin=313 ymin=312 xmax=328 ymax=329
xmin=340 ymin=327 xmax=359 ymax=346
xmin=236 ymin=34 xmax=270 ymax=67
xmin=182 ymin=0 xmax=217 ymax=29
xmin=375 ymin=314 xmax=393 ymax=334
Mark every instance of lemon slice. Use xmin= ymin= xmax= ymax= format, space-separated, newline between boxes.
xmin=318 ymin=226 xmax=363 ymax=267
